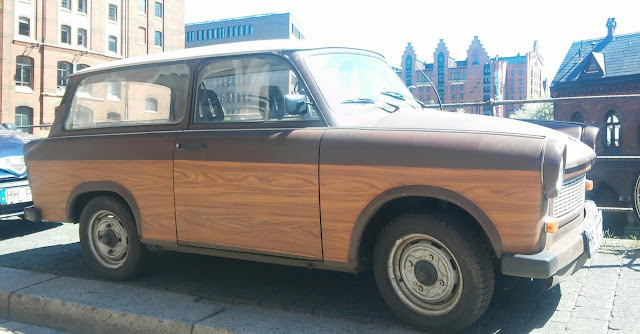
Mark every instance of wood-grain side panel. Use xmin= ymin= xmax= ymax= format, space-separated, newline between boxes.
xmin=174 ymin=160 xmax=322 ymax=259
xmin=320 ymin=165 xmax=542 ymax=262
xmin=27 ymin=160 xmax=176 ymax=242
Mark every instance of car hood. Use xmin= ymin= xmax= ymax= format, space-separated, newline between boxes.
xmin=364 ymin=108 xmax=596 ymax=170
xmin=0 ymin=130 xmax=37 ymax=179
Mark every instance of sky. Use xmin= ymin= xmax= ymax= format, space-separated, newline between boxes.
xmin=184 ymin=0 xmax=640 ymax=82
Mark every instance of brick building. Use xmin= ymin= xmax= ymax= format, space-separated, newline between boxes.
xmin=552 ymin=18 xmax=640 ymax=156
xmin=398 ymin=37 xmax=545 ymax=116
xmin=0 ymin=0 xmax=185 ymax=137
xmin=185 ymin=13 xmax=305 ymax=48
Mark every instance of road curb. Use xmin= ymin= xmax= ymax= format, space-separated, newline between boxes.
xmin=0 ymin=267 xmax=416 ymax=334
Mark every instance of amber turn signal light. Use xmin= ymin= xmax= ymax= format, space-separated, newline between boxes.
xmin=585 ymin=179 xmax=593 ymax=191
xmin=545 ymin=217 xmax=558 ymax=233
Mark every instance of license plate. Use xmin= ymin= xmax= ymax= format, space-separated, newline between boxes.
xmin=584 ymin=211 xmax=604 ymax=257
xmin=0 ymin=186 xmax=32 ymax=205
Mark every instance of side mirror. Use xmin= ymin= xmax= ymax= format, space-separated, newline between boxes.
xmin=2 ymin=123 xmax=17 ymax=131
xmin=284 ymin=94 xmax=309 ymax=115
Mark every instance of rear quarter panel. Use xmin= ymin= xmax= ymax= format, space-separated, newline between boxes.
xmin=24 ymin=133 xmax=178 ymax=243
xmin=319 ymin=128 xmax=545 ymax=263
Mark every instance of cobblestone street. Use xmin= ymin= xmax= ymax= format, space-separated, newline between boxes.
xmin=1 ymin=219 xmax=639 ymax=333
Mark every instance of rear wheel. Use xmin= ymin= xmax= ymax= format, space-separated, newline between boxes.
xmin=373 ymin=212 xmax=494 ymax=333
xmin=79 ymin=196 xmax=148 ymax=280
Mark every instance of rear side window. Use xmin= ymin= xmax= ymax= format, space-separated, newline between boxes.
xmin=65 ymin=63 xmax=189 ymax=130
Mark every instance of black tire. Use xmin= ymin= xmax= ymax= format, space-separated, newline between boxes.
xmin=373 ymin=212 xmax=494 ymax=333
xmin=79 ymin=196 xmax=148 ymax=280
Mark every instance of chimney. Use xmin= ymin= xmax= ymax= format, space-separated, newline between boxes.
xmin=606 ymin=18 xmax=617 ymax=38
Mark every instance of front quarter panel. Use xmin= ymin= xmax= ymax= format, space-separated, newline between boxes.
xmin=319 ymin=128 xmax=545 ymax=263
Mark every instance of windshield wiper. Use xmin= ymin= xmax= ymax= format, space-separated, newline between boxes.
xmin=341 ymin=98 xmax=398 ymax=113
xmin=341 ymin=98 xmax=376 ymax=104
xmin=381 ymin=91 xmax=406 ymax=101
xmin=381 ymin=91 xmax=425 ymax=109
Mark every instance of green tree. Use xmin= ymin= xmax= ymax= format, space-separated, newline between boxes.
xmin=509 ymin=102 xmax=554 ymax=120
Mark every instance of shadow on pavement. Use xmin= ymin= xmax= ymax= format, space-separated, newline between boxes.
xmin=0 ymin=219 xmax=62 ymax=241
xmin=0 ymin=243 xmax=561 ymax=333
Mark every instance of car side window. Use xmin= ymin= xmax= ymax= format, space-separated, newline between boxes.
xmin=65 ymin=63 xmax=189 ymax=130
xmin=194 ymin=56 xmax=319 ymax=123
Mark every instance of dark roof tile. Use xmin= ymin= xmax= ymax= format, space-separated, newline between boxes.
xmin=552 ymin=32 xmax=640 ymax=85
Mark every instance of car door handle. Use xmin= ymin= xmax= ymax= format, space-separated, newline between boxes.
xmin=176 ymin=143 xmax=207 ymax=150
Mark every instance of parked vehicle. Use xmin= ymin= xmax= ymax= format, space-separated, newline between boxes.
xmin=23 ymin=40 xmax=602 ymax=333
xmin=0 ymin=125 xmax=35 ymax=219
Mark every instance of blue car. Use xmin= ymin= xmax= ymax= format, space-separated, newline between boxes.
xmin=0 ymin=125 xmax=37 ymax=218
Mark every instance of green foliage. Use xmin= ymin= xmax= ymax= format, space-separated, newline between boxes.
xmin=455 ymin=108 xmax=466 ymax=113
xmin=509 ymin=102 xmax=554 ymax=120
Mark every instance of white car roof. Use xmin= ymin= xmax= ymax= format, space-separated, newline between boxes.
xmin=72 ymin=39 xmax=383 ymax=76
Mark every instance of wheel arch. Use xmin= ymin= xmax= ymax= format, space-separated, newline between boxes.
xmin=67 ymin=181 xmax=142 ymax=237
xmin=348 ymin=185 xmax=503 ymax=271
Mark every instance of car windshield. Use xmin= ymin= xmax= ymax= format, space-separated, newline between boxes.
xmin=304 ymin=53 xmax=420 ymax=125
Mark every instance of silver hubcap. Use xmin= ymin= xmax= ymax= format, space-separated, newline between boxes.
xmin=388 ymin=234 xmax=462 ymax=316
xmin=87 ymin=210 xmax=129 ymax=269
xmin=635 ymin=175 xmax=640 ymax=219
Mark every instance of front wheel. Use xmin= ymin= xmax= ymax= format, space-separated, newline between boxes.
xmin=373 ymin=212 xmax=494 ymax=333
xmin=79 ymin=196 xmax=148 ymax=280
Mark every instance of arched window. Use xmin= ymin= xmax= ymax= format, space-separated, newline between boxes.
xmin=605 ymin=111 xmax=621 ymax=148
xmin=145 ymin=98 xmax=158 ymax=113
xmin=108 ymin=36 xmax=117 ymax=53
xmin=570 ymin=112 xmax=585 ymax=123
xmin=405 ymin=56 xmax=412 ymax=87
xmin=15 ymin=106 xmax=33 ymax=134
xmin=16 ymin=56 xmax=34 ymax=88
xmin=18 ymin=17 xmax=30 ymax=37
xmin=57 ymin=61 xmax=73 ymax=89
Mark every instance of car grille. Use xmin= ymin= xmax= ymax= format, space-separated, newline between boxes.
xmin=553 ymin=174 xmax=586 ymax=218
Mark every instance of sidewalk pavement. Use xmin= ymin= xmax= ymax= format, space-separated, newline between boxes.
xmin=0 ymin=319 xmax=65 ymax=334
xmin=0 ymin=238 xmax=638 ymax=334
xmin=0 ymin=266 xmax=419 ymax=334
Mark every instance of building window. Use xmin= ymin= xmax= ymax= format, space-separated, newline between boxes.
xmin=77 ymin=28 xmax=87 ymax=47
xmin=61 ymin=0 xmax=71 ymax=10
xmin=108 ymin=36 xmax=117 ymax=53
xmin=438 ymin=53 xmax=444 ymax=67
xmin=155 ymin=31 xmax=162 ymax=46
xmin=605 ymin=111 xmax=621 ymax=148
xmin=473 ymin=54 xmax=478 ymax=65
xmin=60 ymin=25 xmax=71 ymax=44
xmin=78 ymin=0 xmax=87 ymax=13
xmin=249 ymin=25 xmax=254 ymax=35
xmin=218 ymin=28 xmax=225 ymax=38
xmin=139 ymin=27 xmax=147 ymax=44
xmin=139 ymin=0 xmax=147 ymax=14
xmin=15 ymin=107 xmax=33 ymax=134
xmin=57 ymin=61 xmax=73 ymax=89
xmin=76 ymin=64 xmax=89 ymax=71
xmin=145 ymin=98 xmax=158 ymax=113
xmin=155 ymin=1 xmax=163 ymax=18
xmin=107 ymin=82 xmax=121 ymax=100
xmin=15 ymin=56 xmax=34 ymax=88
xmin=108 ymin=4 xmax=117 ymax=21
xmin=405 ymin=55 xmax=412 ymax=87
xmin=570 ymin=112 xmax=585 ymax=123
xmin=18 ymin=17 xmax=30 ymax=37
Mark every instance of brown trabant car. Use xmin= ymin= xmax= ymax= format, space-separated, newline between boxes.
xmin=23 ymin=40 xmax=603 ymax=332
